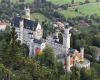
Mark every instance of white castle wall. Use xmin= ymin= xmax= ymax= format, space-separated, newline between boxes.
xmin=46 ymin=36 xmax=65 ymax=57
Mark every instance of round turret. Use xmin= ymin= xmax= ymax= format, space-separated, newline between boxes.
xmin=63 ymin=27 xmax=72 ymax=52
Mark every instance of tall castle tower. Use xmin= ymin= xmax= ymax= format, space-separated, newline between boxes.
xmin=63 ymin=27 xmax=72 ymax=72
xmin=24 ymin=6 xmax=30 ymax=20
xmin=80 ymin=47 xmax=84 ymax=61
xmin=63 ymin=27 xmax=72 ymax=52
xmin=19 ymin=19 xmax=24 ymax=44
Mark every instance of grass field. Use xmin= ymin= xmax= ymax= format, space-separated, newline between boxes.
xmin=59 ymin=2 xmax=100 ymax=18
xmin=79 ymin=2 xmax=100 ymax=16
xmin=47 ymin=0 xmax=96 ymax=5
xmin=59 ymin=10 xmax=82 ymax=18
xmin=31 ymin=13 xmax=51 ymax=23
xmin=25 ymin=0 xmax=34 ymax=3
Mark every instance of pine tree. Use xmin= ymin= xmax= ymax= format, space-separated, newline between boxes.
xmin=71 ymin=0 xmax=74 ymax=4
xmin=85 ymin=0 xmax=90 ymax=3
xmin=0 ymin=27 xmax=21 ymax=68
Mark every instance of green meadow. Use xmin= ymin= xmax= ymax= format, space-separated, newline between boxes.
xmin=31 ymin=13 xmax=51 ymax=23
xmin=47 ymin=0 xmax=96 ymax=5
xmin=59 ymin=2 xmax=100 ymax=18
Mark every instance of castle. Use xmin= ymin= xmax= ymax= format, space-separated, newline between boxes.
xmin=11 ymin=6 xmax=90 ymax=72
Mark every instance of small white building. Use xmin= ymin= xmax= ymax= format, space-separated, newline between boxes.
xmin=53 ymin=21 xmax=65 ymax=30
xmin=0 ymin=21 xmax=7 ymax=31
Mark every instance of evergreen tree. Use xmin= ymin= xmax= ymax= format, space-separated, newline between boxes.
xmin=70 ymin=66 xmax=80 ymax=80
xmin=80 ymin=68 xmax=92 ymax=80
xmin=71 ymin=0 xmax=74 ymax=4
xmin=37 ymin=46 xmax=55 ymax=69
xmin=0 ymin=27 xmax=21 ymax=68
xmin=85 ymin=0 xmax=90 ymax=3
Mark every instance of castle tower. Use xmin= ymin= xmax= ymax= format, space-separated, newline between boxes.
xmin=24 ymin=6 xmax=30 ymax=20
xmin=80 ymin=47 xmax=84 ymax=61
xmin=19 ymin=19 xmax=24 ymax=44
xmin=66 ymin=54 xmax=71 ymax=72
xmin=63 ymin=27 xmax=72 ymax=52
